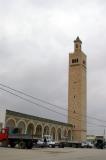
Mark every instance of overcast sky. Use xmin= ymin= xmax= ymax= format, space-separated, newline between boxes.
xmin=0 ymin=0 xmax=106 ymax=135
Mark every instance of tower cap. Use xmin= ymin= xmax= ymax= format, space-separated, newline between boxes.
xmin=74 ymin=36 xmax=82 ymax=44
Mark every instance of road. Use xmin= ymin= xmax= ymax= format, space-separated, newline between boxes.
xmin=0 ymin=147 xmax=106 ymax=160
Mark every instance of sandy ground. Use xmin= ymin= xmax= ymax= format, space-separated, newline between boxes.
xmin=0 ymin=147 xmax=106 ymax=160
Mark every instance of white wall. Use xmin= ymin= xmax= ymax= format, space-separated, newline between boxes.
xmin=0 ymin=107 xmax=6 ymax=128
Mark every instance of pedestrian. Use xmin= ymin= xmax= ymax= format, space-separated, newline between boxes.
xmin=44 ymin=138 xmax=47 ymax=144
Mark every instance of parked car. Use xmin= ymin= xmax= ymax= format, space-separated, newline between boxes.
xmin=81 ymin=141 xmax=87 ymax=148
xmin=36 ymin=139 xmax=48 ymax=148
xmin=46 ymin=139 xmax=55 ymax=148
xmin=43 ymin=135 xmax=55 ymax=148
xmin=95 ymin=139 xmax=105 ymax=149
xmin=35 ymin=138 xmax=55 ymax=148
xmin=86 ymin=141 xmax=94 ymax=148
xmin=81 ymin=141 xmax=94 ymax=148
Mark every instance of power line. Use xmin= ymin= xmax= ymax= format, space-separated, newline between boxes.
xmin=0 ymin=82 xmax=106 ymax=124
xmin=0 ymin=87 xmax=82 ymax=122
xmin=0 ymin=82 xmax=66 ymax=110
xmin=0 ymin=87 xmax=66 ymax=117
xmin=0 ymin=82 xmax=83 ymax=123
xmin=5 ymin=85 xmax=104 ymax=129
xmin=1 ymin=86 xmax=106 ymax=130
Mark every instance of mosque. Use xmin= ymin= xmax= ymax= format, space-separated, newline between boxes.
xmin=0 ymin=37 xmax=87 ymax=141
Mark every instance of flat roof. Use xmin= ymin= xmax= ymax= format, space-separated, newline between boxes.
xmin=6 ymin=109 xmax=73 ymax=127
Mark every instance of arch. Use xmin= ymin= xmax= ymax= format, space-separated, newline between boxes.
xmin=57 ymin=128 xmax=61 ymax=141
xmin=68 ymin=130 xmax=72 ymax=140
xmin=6 ymin=118 xmax=16 ymax=129
xmin=63 ymin=129 xmax=67 ymax=138
xmin=43 ymin=125 xmax=49 ymax=135
xmin=27 ymin=122 xmax=35 ymax=135
xmin=17 ymin=120 xmax=26 ymax=134
xmin=35 ymin=124 xmax=42 ymax=138
xmin=51 ymin=127 xmax=56 ymax=140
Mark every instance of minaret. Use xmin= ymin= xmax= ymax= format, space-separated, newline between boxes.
xmin=68 ymin=37 xmax=87 ymax=141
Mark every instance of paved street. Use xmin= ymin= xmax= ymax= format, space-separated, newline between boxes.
xmin=0 ymin=147 xmax=106 ymax=160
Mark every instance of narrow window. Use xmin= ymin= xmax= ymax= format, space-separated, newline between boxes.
xmin=83 ymin=60 xmax=86 ymax=65
xmin=72 ymin=59 xmax=74 ymax=63
xmin=77 ymin=58 xmax=78 ymax=62
xmin=73 ymin=110 xmax=76 ymax=113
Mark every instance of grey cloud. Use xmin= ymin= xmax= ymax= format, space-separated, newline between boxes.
xmin=0 ymin=0 xmax=106 ymax=135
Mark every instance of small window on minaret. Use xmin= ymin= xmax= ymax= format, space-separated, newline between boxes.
xmin=72 ymin=59 xmax=78 ymax=63
xmin=72 ymin=59 xmax=74 ymax=63
xmin=73 ymin=110 xmax=76 ymax=113
xmin=83 ymin=60 xmax=86 ymax=65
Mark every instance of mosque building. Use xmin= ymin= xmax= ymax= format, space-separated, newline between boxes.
xmin=0 ymin=37 xmax=87 ymax=141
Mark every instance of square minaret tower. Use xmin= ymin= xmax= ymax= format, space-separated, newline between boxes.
xmin=68 ymin=37 xmax=87 ymax=141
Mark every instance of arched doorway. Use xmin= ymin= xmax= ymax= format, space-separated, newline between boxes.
xmin=27 ymin=123 xmax=35 ymax=135
xmin=6 ymin=119 xmax=16 ymax=129
xmin=57 ymin=128 xmax=61 ymax=141
xmin=35 ymin=125 xmax=42 ymax=138
xmin=51 ymin=127 xmax=56 ymax=140
xmin=6 ymin=119 xmax=16 ymax=134
xmin=43 ymin=126 xmax=49 ymax=135
xmin=68 ymin=130 xmax=71 ymax=140
xmin=17 ymin=121 xmax=26 ymax=134
xmin=63 ymin=129 xmax=67 ymax=138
